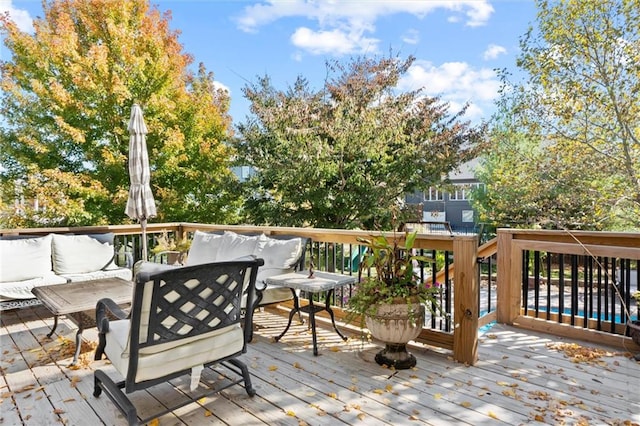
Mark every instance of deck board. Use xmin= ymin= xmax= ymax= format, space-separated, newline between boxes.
xmin=1 ymin=305 xmax=639 ymax=426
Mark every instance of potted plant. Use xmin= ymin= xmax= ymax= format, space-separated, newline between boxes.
xmin=151 ymin=230 xmax=191 ymax=265
xmin=347 ymin=229 xmax=444 ymax=369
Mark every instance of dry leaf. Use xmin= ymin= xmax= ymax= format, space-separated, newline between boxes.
xmin=488 ymin=411 xmax=499 ymax=419
xmin=286 ymin=410 xmax=296 ymax=416
xmin=373 ymin=389 xmax=385 ymax=394
xmin=268 ymin=365 xmax=278 ymax=371
xmin=53 ymin=408 xmax=65 ymax=414
xmin=461 ymin=401 xmax=472 ymax=408
xmin=434 ymin=393 xmax=442 ymax=400
xmin=357 ymin=413 xmax=366 ymax=420
xmin=147 ymin=419 xmax=159 ymax=426
xmin=327 ymin=392 xmax=337 ymax=399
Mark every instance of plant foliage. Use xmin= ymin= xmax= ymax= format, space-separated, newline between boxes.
xmin=236 ymin=54 xmax=486 ymax=229
xmin=346 ymin=229 xmax=444 ymax=323
xmin=0 ymin=0 xmax=239 ymax=228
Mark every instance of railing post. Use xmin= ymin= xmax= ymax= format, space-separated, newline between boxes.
xmin=452 ymin=236 xmax=478 ymax=365
xmin=496 ymin=229 xmax=520 ymax=324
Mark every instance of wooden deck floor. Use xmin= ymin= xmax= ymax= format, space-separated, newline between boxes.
xmin=1 ymin=305 xmax=639 ymax=426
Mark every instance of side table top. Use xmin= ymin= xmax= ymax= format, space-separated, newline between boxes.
xmin=31 ymin=277 xmax=132 ymax=316
xmin=266 ymin=271 xmax=356 ymax=293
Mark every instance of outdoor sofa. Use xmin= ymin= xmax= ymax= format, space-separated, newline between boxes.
xmin=135 ymin=230 xmax=309 ymax=312
xmin=0 ymin=233 xmax=132 ymax=310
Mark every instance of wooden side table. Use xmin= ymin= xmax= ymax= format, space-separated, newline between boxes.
xmin=266 ymin=271 xmax=356 ymax=355
xmin=32 ymin=277 xmax=132 ymax=365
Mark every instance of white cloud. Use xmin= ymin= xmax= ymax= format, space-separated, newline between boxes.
xmin=0 ymin=0 xmax=33 ymax=32
xmin=401 ymin=29 xmax=420 ymax=45
xmin=483 ymin=43 xmax=507 ymax=60
xmin=235 ymin=0 xmax=494 ymax=55
xmin=398 ymin=60 xmax=501 ymax=120
xmin=291 ymin=27 xmax=379 ymax=55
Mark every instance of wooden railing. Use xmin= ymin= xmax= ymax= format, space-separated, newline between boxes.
xmin=496 ymin=229 xmax=640 ymax=352
xmin=7 ymin=224 xmax=639 ymax=357
xmin=1 ymin=223 xmax=480 ymax=365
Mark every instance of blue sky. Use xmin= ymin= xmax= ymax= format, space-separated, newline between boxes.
xmin=2 ymin=0 xmax=538 ymax=126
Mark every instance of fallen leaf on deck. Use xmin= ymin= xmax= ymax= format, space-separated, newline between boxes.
xmin=461 ymin=401 xmax=472 ymax=408
xmin=434 ymin=393 xmax=442 ymax=400
xmin=204 ymin=410 xmax=212 ymax=417
xmin=53 ymin=408 xmax=65 ymax=414
xmin=286 ymin=410 xmax=296 ymax=416
xmin=268 ymin=365 xmax=278 ymax=371
xmin=488 ymin=411 xmax=499 ymax=419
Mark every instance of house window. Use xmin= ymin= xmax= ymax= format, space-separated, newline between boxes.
xmin=462 ymin=210 xmax=474 ymax=222
xmin=449 ymin=183 xmax=484 ymax=201
xmin=425 ymin=187 xmax=443 ymax=201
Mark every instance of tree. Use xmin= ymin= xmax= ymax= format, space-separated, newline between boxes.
xmin=235 ymin=54 xmax=486 ymax=230
xmin=473 ymin=106 xmax=618 ymax=230
xmin=476 ymin=0 xmax=640 ymax=230
xmin=0 ymin=0 xmax=239 ymax=228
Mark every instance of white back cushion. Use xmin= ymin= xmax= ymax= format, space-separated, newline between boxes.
xmin=52 ymin=234 xmax=114 ymax=274
xmin=0 ymin=235 xmax=53 ymax=282
xmin=185 ymin=231 xmax=225 ymax=266
xmin=216 ymin=231 xmax=260 ymax=261
xmin=254 ymin=235 xmax=303 ymax=269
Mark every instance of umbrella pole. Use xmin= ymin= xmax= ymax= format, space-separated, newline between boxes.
xmin=141 ymin=219 xmax=148 ymax=262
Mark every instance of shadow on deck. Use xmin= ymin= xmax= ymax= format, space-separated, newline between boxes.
xmin=1 ymin=305 xmax=639 ymax=425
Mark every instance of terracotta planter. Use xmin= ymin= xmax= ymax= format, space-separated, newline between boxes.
xmin=365 ymin=299 xmax=425 ymax=369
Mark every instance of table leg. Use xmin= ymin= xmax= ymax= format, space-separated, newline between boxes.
xmin=308 ymin=297 xmax=318 ymax=356
xmin=46 ymin=315 xmax=59 ymax=338
xmin=325 ymin=289 xmax=348 ymax=341
xmin=274 ymin=288 xmax=300 ymax=342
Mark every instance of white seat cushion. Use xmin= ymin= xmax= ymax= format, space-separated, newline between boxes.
xmin=0 ymin=274 xmax=67 ymax=301
xmin=105 ymin=319 xmax=244 ymax=383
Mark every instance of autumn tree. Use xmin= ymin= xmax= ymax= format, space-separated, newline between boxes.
xmin=475 ymin=0 xmax=640 ymax=230
xmin=235 ymin=55 xmax=486 ymax=229
xmin=0 ymin=0 xmax=239 ymax=228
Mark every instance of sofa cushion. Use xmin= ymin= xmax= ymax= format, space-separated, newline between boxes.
xmin=254 ymin=235 xmax=303 ymax=269
xmin=217 ymin=231 xmax=260 ymax=261
xmin=52 ymin=234 xmax=115 ymax=274
xmin=0 ymin=234 xmax=53 ymax=282
xmin=185 ymin=230 xmax=225 ymax=266
xmin=0 ymin=274 xmax=68 ymax=301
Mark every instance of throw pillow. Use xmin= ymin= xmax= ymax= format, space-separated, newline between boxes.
xmin=0 ymin=234 xmax=53 ymax=282
xmin=52 ymin=234 xmax=115 ymax=274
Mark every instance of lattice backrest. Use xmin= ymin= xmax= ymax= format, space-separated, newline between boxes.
xmin=128 ymin=259 xmax=262 ymax=353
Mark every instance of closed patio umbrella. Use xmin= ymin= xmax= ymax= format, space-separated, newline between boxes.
xmin=125 ymin=103 xmax=156 ymax=261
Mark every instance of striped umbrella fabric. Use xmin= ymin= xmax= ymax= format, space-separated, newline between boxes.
xmin=125 ymin=103 xmax=156 ymax=261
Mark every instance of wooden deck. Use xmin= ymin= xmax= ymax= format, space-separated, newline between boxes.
xmin=1 ymin=305 xmax=639 ymax=425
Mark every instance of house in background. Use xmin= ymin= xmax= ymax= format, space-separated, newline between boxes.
xmin=405 ymin=159 xmax=483 ymax=234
